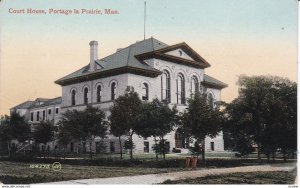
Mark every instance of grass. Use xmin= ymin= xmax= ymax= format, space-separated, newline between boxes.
xmin=34 ymin=151 xmax=238 ymax=160
xmin=0 ymin=161 xmax=187 ymax=184
xmin=162 ymin=168 xmax=297 ymax=184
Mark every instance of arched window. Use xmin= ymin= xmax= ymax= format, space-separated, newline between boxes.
xmin=161 ymin=70 xmax=171 ymax=103
xmin=176 ymin=73 xmax=185 ymax=104
xmin=111 ymin=82 xmax=116 ymax=100
xmin=208 ymin=93 xmax=214 ymax=107
xmin=71 ymin=90 xmax=76 ymax=106
xmin=142 ymin=83 xmax=149 ymax=101
xmin=97 ymin=85 xmax=102 ymax=103
xmin=191 ymin=76 xmax=199 ymax=94
xmin=84 ymin=88 xmax=88 ymax=104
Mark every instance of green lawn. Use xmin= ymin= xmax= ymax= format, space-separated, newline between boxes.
xmin=162 ymin=168 xmax=297 ymax=184
xmin=42 ymin=151 xmax=237 ymax=160
xmin=0 ymin=161 xmax=186 ymax=184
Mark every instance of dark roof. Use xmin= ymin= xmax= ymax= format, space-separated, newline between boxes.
xmin=31 ymin=97 xmax=62 ymax=108
xmin=202 ymin=74 xmax=228 ymax=89
xmin=11 ymin=101 xmax=34 ymax=110
xmin=55 ymin=38 xmax=168 ymax=86
xmin=55 ymin=38 xmax=212 ymax=86
xmin=11 ymin=97 xmax=61 ymax=111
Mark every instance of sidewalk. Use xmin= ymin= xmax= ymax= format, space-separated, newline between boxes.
xmin=44 ymin=162 xmax=296 ymax=184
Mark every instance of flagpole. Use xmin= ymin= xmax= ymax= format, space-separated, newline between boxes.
xmin=144 ymin=1 xmax=146 ymax=40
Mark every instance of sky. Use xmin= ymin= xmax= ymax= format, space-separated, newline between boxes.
xmin=0 ymin=0 xmax=298 ymax=115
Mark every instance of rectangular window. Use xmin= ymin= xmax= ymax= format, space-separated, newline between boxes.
xmin=31 ymin=112 xmax=34 ymax=121
xmin=211 ymin=142 xmax=215 ymax=151
xmin=55 ymin=108 xmax=59 ymax=114
xmin=37 ymin=111 xmax=40 ymax=121
xmin=42 ymin=110 xmax=45 ymax=120
xmin=144 ymin=142 xmax=149 ymax=153
xmin=110 ymin=142 xmax=115 ymax=153
xmin=48 ymin=109 xmax=51 ymax=115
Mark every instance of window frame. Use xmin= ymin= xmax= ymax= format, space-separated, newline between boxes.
xmin=161 ymin=70 xmax=171 ymax=103
xmin=71 ymin=90 xmax=76 ymax=106
xmin=96 ymin=85 xmax=102 ymax=103
xmin=176 ymin=73 xmax=185 ymax=104
xmin=142 ymin=83 xmax=149 ymax=101
xmin=83 ymin=87 xmax=89 ymax=105
xmin=111 ymin=82 xmax=116 ymax=100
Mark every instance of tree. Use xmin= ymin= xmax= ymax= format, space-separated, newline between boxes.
xmin=224 ymin=75 xmax=297 ymax=162
xmin=2 ymin=112 xmax=31 ymax=156
xmin=33 ymin=121 xmax=55 ymax=145
xmin=179 ymin=92 xmax=223 ymax=165
xmin=0 ymin=115 xmax=12 ymax=156
xmin=33 ymin=120 xmax=55 ymax=157
xmin=109 ymin=90 xmax=142 ymax=160
xmin=10 ymin=111 xmax=31 ymax=144
xmin=136 ymin=99 xmax=177 ymax=160
xmin=58 ymin=105 xmax=108 ymax=160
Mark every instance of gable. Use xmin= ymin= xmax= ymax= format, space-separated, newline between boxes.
xmin=165 ymin=48 xmax=194 ymax=61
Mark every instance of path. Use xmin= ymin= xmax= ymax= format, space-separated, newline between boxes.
xmin=41 ymin=162 xmax=296 ymax=184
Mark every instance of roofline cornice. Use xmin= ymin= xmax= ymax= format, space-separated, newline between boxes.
xmin=135 ymin=52 xmax=210 ymax=69
xmin=55 ymin=66 xmax=162 ymax=86
xmin=202 ymin=81 xmax=228 ymax=90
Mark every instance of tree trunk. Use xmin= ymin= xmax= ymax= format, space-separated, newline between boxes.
xmin=154 ymin=137 xmax=158 ymax=161
xmin=7 ymin=142 xmax=11 ymax=158
xmin=201 ymin=139 xmax=206 ymax=166
xmin=267 ymin=153 xmax=270 ymax=163
xmin=272 ymin=150 xmax=275 ymax=162
xmin=129 ymin=134 xmax=133 ymax=160
xmin=161 ymin=137 xmax=166 ymax=160
xmin=89 ymin=141 xmax=93 ymax=160
xmin=283 ymin=148 xmax=287 ymax=162
xmin=257 ymin=142 xmax=261 ymax=163
xmin=119 ymin=136 xmax=123 ymax=159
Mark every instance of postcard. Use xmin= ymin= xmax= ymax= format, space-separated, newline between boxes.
xmin=0 ymin=0 xmax=297 ymax=187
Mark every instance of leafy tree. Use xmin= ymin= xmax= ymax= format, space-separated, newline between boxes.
xmin=179 ymin=92 xmax=223 ymax=165
xmin=225 ymin=75 xmax=297 ymax=162
xmin=1 ymin=112 xmax=31 ymax=156
xmin=109 ymin=90 xmax=142 ymax=160
xmin=33 ymin=120 xmax=54 ymax=157
xmin=10 ymin=111 xmax=31 ymax=143
xmin=33 ymin=121 xmax=55 ymax=145
xmin=58 ymin=105 xmax=108 ymax=160
xmin=0 ymin=115 xmax=12 ymax=156
xmin=136 ymin=99 xmax=177 ymax=160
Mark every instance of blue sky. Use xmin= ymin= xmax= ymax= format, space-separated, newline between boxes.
xmin=0 ymin=0 xmax=297 ymax=115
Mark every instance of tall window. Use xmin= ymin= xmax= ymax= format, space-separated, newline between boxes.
xmin=97 ymin=85 xmax=102 ymax=103
xmin=42 ymin=110 xmax=45 ymax=120
xmin=161 ymin=70 xmax=171 ymax=103
xmin=111 ymin=82 xmax=116 ymax=100
xmin=37 ymin=111 xmax=40 ymax=121
xmin=31 ymin=112 xmax=34 ymax=121
xmin=71 ymin=90 xmax=76 ymax=106
xmin=191 ymin=76 xmax=199 ymax=94
xmin=176 ymin=73 xmax=185 ymax=104
xmin=208 ymin=93 xmax=214 ymax=107
xmin=84 ymin=87 xmax=88 ymax=104
xmin=142 ymin=83 xmax=149 ymax=101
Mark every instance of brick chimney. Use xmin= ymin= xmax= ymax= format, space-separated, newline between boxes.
xmin=89 ymin=41 xmax=98 ymax=71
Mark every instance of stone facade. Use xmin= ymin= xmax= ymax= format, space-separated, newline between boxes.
xmin=10 ymin=38 xmax=227 ymax=154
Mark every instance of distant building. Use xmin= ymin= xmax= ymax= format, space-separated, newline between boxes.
xmin=11 ymin=38 xmax=227 ymax=154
